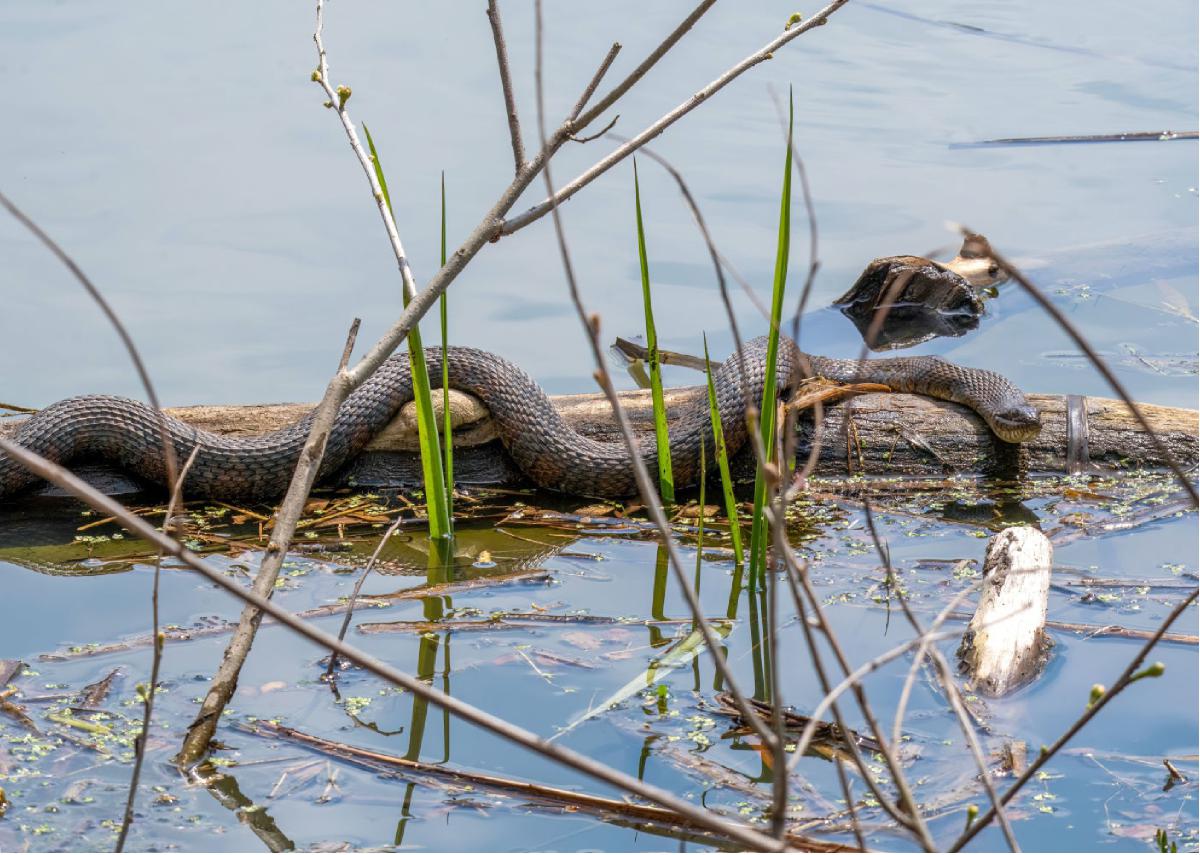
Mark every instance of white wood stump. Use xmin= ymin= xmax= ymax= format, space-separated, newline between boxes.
xmin=957 ymin=526 xmax=1053 ymax=696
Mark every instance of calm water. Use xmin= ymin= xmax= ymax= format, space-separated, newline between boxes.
xmin=0 ymin=0 xmax=1196 ymax=851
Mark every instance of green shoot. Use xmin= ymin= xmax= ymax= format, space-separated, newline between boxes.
xmin=747 ymin=89 xmax=794 ymax=586
xmin=440 ymin=171 xmax=453 ymax=523
xmin=703 ymin=334 xmax=744 ymax=565
xmin=693 ymin=432 xmax=706 ymax=631
xmin=362 ymin=123 xmax=451 ymax=541
xmin=633 ymin=159 xmax=674 ymax=503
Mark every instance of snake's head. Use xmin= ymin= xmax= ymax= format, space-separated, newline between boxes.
xmin=990 ymin=402 xmax=1042 ymax=443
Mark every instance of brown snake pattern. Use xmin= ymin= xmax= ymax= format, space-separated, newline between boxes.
xmin=0 ymin=337 xmax=1040 ymax=499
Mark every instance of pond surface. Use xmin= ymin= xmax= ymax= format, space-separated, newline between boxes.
xmin=0 ymin=0 xmax=1197 ymax=852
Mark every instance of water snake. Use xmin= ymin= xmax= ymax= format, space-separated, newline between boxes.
xmin=0 ymin=337 xmax=1039 ymax=499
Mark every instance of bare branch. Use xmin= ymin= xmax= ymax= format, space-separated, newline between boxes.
xmin=177 ymin=318 xmax=362 ymax=763
xmin=312 ymin=5 xmax=420 ymax=304
xmin=569 ymin=42 xmax=622 ymax=121
xmin=499 ymin=0 xmax=851 ymax=235
xmin=486 ymin=0 xmax=526 ymax=173
xmin=574 ymin=0 xmax=719 ymax=130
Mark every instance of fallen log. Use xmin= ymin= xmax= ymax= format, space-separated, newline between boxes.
xmin=2 ymin=387 xmax=1195 ymax=494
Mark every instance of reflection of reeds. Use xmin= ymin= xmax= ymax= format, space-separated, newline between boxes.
xmin=747 ymin=92 xmax=794 ymax=588
xmin=632 ymin=160 xmax=674 ymax=503
xmin=362 ymin=125 xmax=451 ymax=541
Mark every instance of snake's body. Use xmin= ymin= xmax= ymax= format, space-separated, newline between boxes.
xmin=0 ymin=337 xmax=1039 ymax=499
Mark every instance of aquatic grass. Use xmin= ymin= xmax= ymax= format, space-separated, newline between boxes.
xmin=633 ymin=160 xmax=674 ymax=503
xmin=747 ymin=90 xmax=794 ymax=587
xmin=439 ymin=172 xmax=453 ymax=522
xmin=703 ymin=334 xmax=743 ymax=565
xmin=362 ymin=124 xmax=451 ymax=541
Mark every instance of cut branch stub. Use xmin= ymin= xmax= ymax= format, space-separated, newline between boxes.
xmin=957 ymin=526 xmax=1053 ymax=697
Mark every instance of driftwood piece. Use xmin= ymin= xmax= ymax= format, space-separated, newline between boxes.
xmin=957 ymin=527 xmax=1053 ymax=696
xmin=3 ymin=387 xmax=1196 ymax=492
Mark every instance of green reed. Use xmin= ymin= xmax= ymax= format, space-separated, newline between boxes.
xmin=439 ymin=172 xmax=453 ymax=521
xmin=703 ymin=334 xmax=744 ymax=565
xmin=362 ymin=124 xmax=451 ymax=541
xmin=747 ymin=90 xmax=794 ymax=587
xmin=633 ymin=159 xmax=675 ymax=504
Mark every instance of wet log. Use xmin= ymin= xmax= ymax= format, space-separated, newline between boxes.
xmin=2 ymin=387 xmax=1195 ymax=494
xmin=956 ymin=527 xmax=1053 ymax=696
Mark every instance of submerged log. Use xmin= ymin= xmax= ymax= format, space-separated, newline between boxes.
xmin=956 ymin=527 xmax=1054 ymax=697
xmin=2 ymin=387 xmax=1196 ymax=494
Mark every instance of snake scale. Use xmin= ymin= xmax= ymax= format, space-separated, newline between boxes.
xmin=0 ymin=337 xmax=1039 ymax=499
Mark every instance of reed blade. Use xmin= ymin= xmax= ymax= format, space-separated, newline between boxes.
xmin=633 ymin=160 xmax=674 ymax=503
xmin=748 ymin=91 xmax=794 ymax=585
xmin=439 ymin=171 xmax=453 ymax=522
xmin=363 ymin=124 xmax=451 ymax=541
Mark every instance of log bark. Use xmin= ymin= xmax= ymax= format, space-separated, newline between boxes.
xmin=956 ymin=527 xmax=1054 ymax=697
xmin=2 ymin=388 xmax=1196 ymax=493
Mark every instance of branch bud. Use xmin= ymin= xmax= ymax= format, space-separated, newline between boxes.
xmin=336 ymin=85 xmax=352 ymax=109
xmin=1132 ymin=661 xmax=1166 ymax=681
xmin=785 ymin=12 xmax=803 ymax=29
xmin=311 ymin=69 xmax=322 ymax=83
xmin=1087 ymin=683 xmax=1106 ymax=708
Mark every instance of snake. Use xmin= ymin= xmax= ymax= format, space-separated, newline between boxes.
xmin=0 ymin=337 xmax=1040 ymax=500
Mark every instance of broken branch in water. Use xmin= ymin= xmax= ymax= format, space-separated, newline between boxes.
xmin=37 ymin=568 xmax=554 ymax=662
xmin=951 ymin=130 xmax=1199 ymax=148
xmin=237 ymin=719 xmax=857 ymax=853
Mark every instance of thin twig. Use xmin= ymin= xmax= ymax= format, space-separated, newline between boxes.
xmin=0 ymin=191 xmax=178 ymax=495
xmin=485 ymin=0 xmax=525 ymax=173
xmin=115 ymin=444 xmax=201 ymax=852
xmin=325 ymin=513 xmax=406 ymax=678
xmin=569 ymin=43 xmax=622 ymax=122
xmin=835 ymin=752 xmax=867 ymax=851
xmin=574 ymin=0 xmax=719 ymax=131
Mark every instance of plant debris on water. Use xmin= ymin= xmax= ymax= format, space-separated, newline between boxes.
xmin=0 ymin=465 xmax=1194 ymax=850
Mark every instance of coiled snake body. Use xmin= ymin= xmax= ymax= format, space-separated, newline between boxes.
xmin=0 ymin=337 xmax=1039 ymax=500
